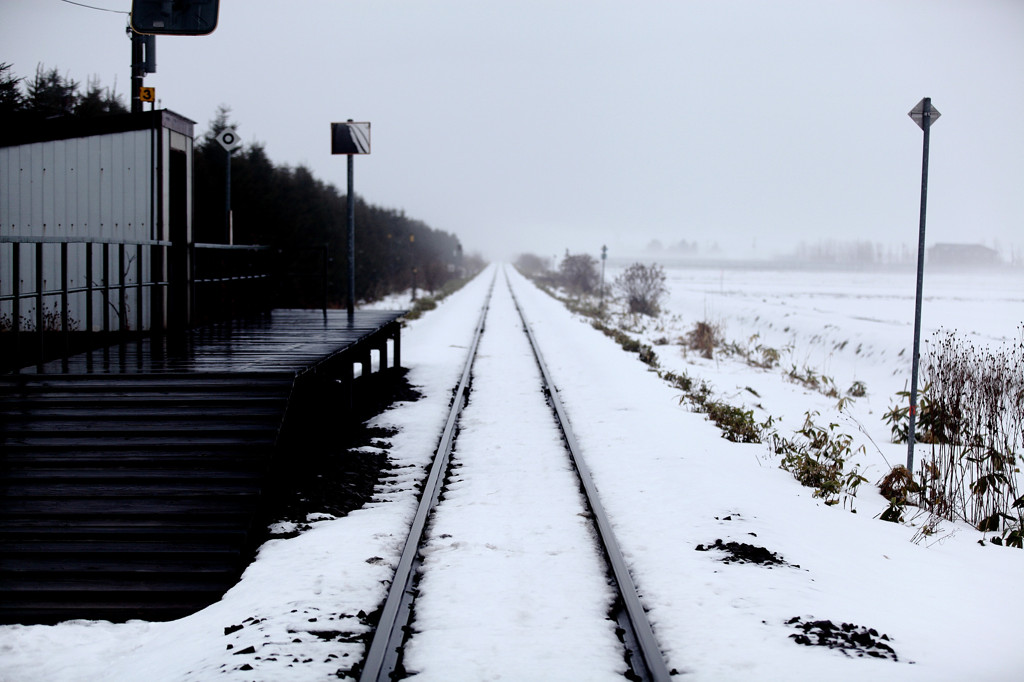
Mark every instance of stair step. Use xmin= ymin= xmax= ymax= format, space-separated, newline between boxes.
xmin=0 ymin=359 xmax=333 ymax=623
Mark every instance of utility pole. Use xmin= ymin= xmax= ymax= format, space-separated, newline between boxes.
xmin=905 ymin=97 xmax=940 ymax=476
xmin=128 ymin=30 xmax=155 ymax=114
xmin=600 ymin=244 xmax=608 ymax=308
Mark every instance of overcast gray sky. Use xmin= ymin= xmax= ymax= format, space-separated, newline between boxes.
xmin=3 ymin=0 xmax=1022 ymax=261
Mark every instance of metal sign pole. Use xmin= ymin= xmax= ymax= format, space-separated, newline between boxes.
xmin=906 ymin=97 xmax=939 ymax=475
xmin=330 ymin=120 xmax=371 ymax=321
xmin=215 ymin=129 xmax=241 ymax=245
xmin=225 ymin=147 xmax=232 ymax=244
xmin=347 ymin=151 xmax=356 ymax=319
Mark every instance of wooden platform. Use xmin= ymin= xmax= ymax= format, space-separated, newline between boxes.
xmin=0 ymin=309 xmax=404 ymax=624
xmin=25 ymin=309 xmax=404 ymax=376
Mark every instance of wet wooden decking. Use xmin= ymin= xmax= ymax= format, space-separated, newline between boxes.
xmin=26 ymin=309 xmax=404 ymax=376
xmin=0 ymin=309 xmax=405 ymax=624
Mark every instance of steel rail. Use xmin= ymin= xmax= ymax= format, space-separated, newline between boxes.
xmin=358 ymin=273 xmax=496 ymax=682
xmin=505 ymin=268 xmax=673 ymax=682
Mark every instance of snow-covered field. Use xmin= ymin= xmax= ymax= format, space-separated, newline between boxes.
xmin=1 ymin=263 xmax=1023 ymax=681
xmin=624 ymin=264 xmax=1024 ymax=492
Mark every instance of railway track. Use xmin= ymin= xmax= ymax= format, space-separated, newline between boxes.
xmin=359 ymin=267 xmax=671 ymax=681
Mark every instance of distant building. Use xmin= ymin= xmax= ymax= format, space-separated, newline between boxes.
xmin=927 ymin=243 xmax=1000 ymax=268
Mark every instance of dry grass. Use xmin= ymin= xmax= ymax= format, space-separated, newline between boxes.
xmin=684 ymin=321 xmax=720 ymax=359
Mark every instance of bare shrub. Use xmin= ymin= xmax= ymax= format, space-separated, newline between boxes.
xmin=559 ymin=253 xmax=599 ymax=294
xmin=613 ymin=262 xmax=668 ymax=316
xmin=514 ymin=252 xmax=549 ymax=277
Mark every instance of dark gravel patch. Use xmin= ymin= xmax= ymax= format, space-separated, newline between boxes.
xmin=695 ymin=539 xmax=796 ymax=568
xmin=786 ymin=617 xmax=900 ymax=662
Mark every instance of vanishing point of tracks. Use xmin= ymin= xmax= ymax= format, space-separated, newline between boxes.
xmin=359 ymin=268 xmax=672 ymax=681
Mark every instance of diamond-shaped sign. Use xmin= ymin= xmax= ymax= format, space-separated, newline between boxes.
xmin=909 ymin=99 xmax=941 ymax=130
xmin=216 ymin=128 xmax=242 ymax=153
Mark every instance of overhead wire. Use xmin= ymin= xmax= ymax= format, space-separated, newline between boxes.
xmin=59 ymin=0 xmax=129 ymax=14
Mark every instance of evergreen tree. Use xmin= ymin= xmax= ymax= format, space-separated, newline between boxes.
xmin=190 ymin=106 xmax=468 ymax=306
xmin=0 ymin=63 xmax=23 ymax=116
xmin=1 ymin=64 xmax=472 ymax=307
xmin=24 ymin=65 xmax=79 ymax=118
xmin=76 ymin=76 xmax=128 ymax=117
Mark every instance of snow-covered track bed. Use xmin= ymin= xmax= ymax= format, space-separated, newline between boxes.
xmin=360 ymin=267 xmax=671 ymax=681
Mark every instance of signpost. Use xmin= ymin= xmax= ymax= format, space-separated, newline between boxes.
xmin=216 ymin=127 xmax=242 ymax=245
xmin=331 ymin=121 xmax=372 ymax=318
xmin=905 ymin=98 xmax=940 ymax=476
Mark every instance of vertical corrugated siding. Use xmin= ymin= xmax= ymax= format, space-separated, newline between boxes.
xmin=0 ymin=147 xmax=10 ymax=234
xmin=2 ymin=129 xmax=156 ymax=330
xmin=0 ymin=243 xmax=10 ymax=313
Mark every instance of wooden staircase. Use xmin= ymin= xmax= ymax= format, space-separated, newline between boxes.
xmin=0 ymin=373 xmax=297 ymax=624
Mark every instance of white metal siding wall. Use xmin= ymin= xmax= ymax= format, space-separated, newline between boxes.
xmin=0 ymin=130 xmax=155 ymax=331
xmin=164 ymin=129 xmax=192 ymax=243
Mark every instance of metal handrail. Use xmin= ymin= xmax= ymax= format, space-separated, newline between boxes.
xmin=0 ymin=235 xmax=171 ymax=246
xmin=2 ymin=237 xmax=275 ymax=334
xmin=194 ymin=242 xmax=271 ymax=250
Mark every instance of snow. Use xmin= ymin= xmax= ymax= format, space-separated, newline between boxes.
xmin=402 ymin=279 xmax=624 ymax=680
xmin=2 ymin=262 xmax=1023 ymax=681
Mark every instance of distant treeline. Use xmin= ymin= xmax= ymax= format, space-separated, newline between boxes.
xmin=0 ymin=62 xmax=127 ymax=119
xmin=1 ymin=63 xmax=481 ymax=305
xmin=785 ymin=240 xmax=917 ymax=266
xmin=642 ymin=233 xmax=1016 ymax=268
xmin=195 ymin=106 xmax=479 ymax=306
xmin=643 ymin=237 xmax=925 ymax=265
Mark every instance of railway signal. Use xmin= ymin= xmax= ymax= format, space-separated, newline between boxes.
xmin=905 ymin=97 xmax=940 ymax=476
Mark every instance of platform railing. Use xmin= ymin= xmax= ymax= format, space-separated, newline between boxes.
xmin=1 ymin=236 xmax=170 ymax=336
xmin=192 ymin=243 xmax=276 ymax=325
xmin=1 ymin=237 xmax=280 ymax=372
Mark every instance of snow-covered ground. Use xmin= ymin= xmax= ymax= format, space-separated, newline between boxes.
xmin=614 ymin=264 xmax=1024 ymax=496
xmin=518 ymin=263 xmax=1024 ymax=680
xmin=402 ymin=276 xmax=625 ymax=680
xmin=1 ymin=263 xmax=1023 ymax=681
